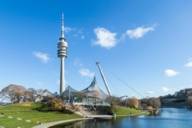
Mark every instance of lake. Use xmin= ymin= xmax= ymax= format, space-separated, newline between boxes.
xmin=52 ymin=108 xmax=192 ymax=128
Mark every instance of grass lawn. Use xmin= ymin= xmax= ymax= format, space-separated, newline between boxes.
xmin=113 ymin=106 xmax=146 ymax=116
xmin=0 ymin=103 xmax=80 ymax=128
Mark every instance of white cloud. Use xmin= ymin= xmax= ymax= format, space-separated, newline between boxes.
xmin=185 ymin=58 xmax=192 ymax=68
xmin=164 ymin=69 xmax=179 ymax=77
xmin=146 ymin=91 xmax=154 ymax=94
xmin=33 ymin=51 xmax=50 ymax=63
xmin=161 ymin=86 xmax=170 ymax=92
xmin=73 ymin=58 xmax=83 ymax=67
xmin=94 ymin=27 xmax=117 ymax=49
xmin=79 ymin=68 xmax=94 ymax=78
xmin=126 ymin=25 xmax=155 ymax=39
xmin=64 ymin=26 xmax=73 ymax=33
xmin=64 ymin=27 xmax=85 ymax=40
xmin=185 ymin=61 xmax=192 ymax=68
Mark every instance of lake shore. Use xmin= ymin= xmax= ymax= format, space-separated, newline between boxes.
xmin=33 ymin=111 xmax=147 ymax=128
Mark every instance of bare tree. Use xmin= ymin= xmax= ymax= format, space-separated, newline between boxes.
xmin=127 ymin=97 xmax=139 ymax=108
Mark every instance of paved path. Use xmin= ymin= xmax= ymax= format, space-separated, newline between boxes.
xmin=32 ymin=118 xmax=88 ymax=128
xmin=86 ymin=115 xmax=113 ymax=119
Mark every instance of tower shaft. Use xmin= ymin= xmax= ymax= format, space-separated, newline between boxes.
xmin=60 ymin=57 xmax=65 ymax=95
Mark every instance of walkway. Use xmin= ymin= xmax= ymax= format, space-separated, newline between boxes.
xmin=32 ymin=118 xmax=87 ymax=128
xmin=86 ymin=115 xmax=113 ymax=119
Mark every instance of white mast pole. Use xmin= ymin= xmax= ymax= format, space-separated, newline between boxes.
xmin=96 ymin=62 xmax=111 ymax=97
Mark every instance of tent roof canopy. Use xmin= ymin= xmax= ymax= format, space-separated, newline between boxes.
xmin=61 ymin=85 xmax=78 ymax=97
xmin=80 ymin=76 xmax=108 ymax=100
xmin=62 ymin=76 xmax=108 ymax=100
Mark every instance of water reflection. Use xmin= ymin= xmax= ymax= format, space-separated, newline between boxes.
xmin=51 ymin=108 xmax=192 ymax=128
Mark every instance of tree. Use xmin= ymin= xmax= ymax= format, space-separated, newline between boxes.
xmin=37 ymin=97 xmax=72 ymax=113
xmin=141 ymin=98 xmax=161 ymax=109
xmin=187 ymin=96 xmax=192 ymax=108
xmin=24 ymin=91 xmax=33 ymax=102
xmin=49 ymin=98 xmax=64 ymax=111
xmin=127 ymin=97 xmax=139 ymax=109
xmin=10 ymin=91 xmax=23 ymax=103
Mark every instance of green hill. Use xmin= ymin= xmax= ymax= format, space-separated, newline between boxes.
xmin=0 ymin=103 xmax=80 ymax=128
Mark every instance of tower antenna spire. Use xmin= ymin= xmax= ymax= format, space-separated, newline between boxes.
xmin=61 ymin=13 xmax=64 ymax=38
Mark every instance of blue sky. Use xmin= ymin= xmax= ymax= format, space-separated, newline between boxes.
xmin=0 ymin=0 xmax=192 ymax=98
